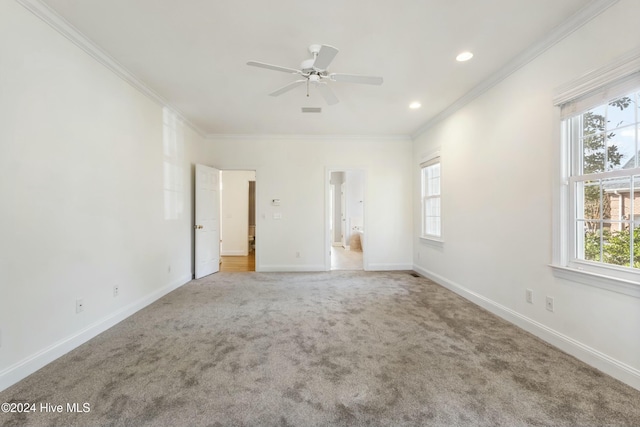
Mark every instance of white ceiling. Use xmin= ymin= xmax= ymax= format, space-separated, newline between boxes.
xmin=38 ymin=0 xmax=591 ymax=136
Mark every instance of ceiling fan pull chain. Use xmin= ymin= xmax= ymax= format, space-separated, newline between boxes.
xmin=306 ymin=79 xmax=310 ymax=97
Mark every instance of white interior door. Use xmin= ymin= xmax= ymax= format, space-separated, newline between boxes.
xmin=195 ymin=164 xmax=220 ymax=279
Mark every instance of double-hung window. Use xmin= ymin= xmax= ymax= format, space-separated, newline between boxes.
xmin=421 ymin=155 xmax=441 ymax=239
xmin=556 ymin=67 xmax=640 ymax=291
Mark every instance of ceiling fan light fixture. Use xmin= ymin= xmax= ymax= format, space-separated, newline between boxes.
xmin=409 ymin=101 xmax=422 ymax=109
xmin=247 ymin=44 xmax=383 ymax=105
xmin=456 ymin=51 xmax=474 ymax=62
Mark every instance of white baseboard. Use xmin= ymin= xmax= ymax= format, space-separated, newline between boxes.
xmin=367 ymin=263 xmax=413 ymax=271
xmin=412 ymin=265 xmax=640 ymax=391
xmin=0 ymin=274 xmax=192 ymax=392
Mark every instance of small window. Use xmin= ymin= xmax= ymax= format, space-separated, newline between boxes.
xmin=421 ymin=156 xmax=441 ymax=239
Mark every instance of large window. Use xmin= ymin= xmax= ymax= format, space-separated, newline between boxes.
xmin=421 ymin=156 xmax=441 ymax=239
xmin=563 ymin=85 xmax=640 ymax=282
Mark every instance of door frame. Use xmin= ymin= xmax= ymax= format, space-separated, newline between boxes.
xmin=203 ymin=167 xmax=260 ymax=272
xmin=325 ymin=168 xmax=367 ymax=271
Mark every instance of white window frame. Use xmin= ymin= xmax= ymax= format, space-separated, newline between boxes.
xmin=552 ymin=48 xmax=640 ymax=298
xmin=420 ymin=153 xmax=442 ymax=241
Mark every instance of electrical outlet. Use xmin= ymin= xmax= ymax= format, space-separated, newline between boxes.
xmin=546 ymin=296 xmax=554 ymax=312
xmin=526 ymin=289 xmax=533 ymax=304
xmin=76 ymin=298 xmax=84 ymax=314
xmin=113 ymin=286 xmax=119 ymax=297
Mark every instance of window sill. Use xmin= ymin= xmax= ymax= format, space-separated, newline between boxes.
xmin=419 ymin=236 xmax=444 ymax=244
xmin=550 ymin=265 xmax=640 ymax=298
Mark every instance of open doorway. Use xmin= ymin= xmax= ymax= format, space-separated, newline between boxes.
xmin=220 ymin=170 xmax=256 ymax=272
xmin=327 ymin=170 xmax=365 ymax=271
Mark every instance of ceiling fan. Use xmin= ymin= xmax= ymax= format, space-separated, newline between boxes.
xmin=247 ymin=44 xmax=383 ymax=105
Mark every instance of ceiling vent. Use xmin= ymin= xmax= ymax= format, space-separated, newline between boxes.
xmin=301 ymin=107 xmax=322 ymax=113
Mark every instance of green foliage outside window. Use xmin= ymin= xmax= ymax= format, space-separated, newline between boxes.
xmin=584 ymin=228 xmax=640 ymax=268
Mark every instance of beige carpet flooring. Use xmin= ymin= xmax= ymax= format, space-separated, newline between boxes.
xmin=1 ymin=271 xmax=639 ymax=426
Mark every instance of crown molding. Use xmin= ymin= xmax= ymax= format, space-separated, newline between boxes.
xmin=411 ymin=0 xmax=621 ymax=139
xmin=206 ymin=133 xmax=412 ymax=142
xmin=15 ymin=0 xmax=207 ymax=138
xmin=553 ymin=47 xmax=640 ymax=106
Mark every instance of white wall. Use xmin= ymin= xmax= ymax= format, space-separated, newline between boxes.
xmin=221 ymin=170 xmax=255 ymax=255
xmin=413 ymin=0 xmax=640 ymax=389
xmin=202 ymin=136 xmax=413 ymax=271
xmin=0 ymin=1 xmax=203 ymax=390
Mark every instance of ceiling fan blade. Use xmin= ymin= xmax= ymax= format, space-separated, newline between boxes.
xmin=269 ymin=80 xmax=306 ymax=96
xmin=315 ymin=83 xmax=339 ymax=105
xmin=312 ymin=45 xmax=339 ymax=70
xmin=247 ymin=61 xmax=301 ymax=75
xmin=329 ymin=73 xmax=383 ymax=85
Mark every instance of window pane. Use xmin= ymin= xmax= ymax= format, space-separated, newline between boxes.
xmin=426 ymin=163 xmax=440 ymax=196
xmin=603 ymin=176 xmax=631 ymax=221
xmin=634 ymin=222 xmax=640 ymax=269
xmin=578 ymin=220 xmax=601 ymax=262
xmin=603 ymin=224 xmax=631 ymax=267
xmin=606 ymin=125 xmax=636 ymax=170
xmin=425 ymin=196 xmax=441 ymax=237
xmin=426 ymin=197 xmax=440 ymax=217
xmin=426 ymin=217 xmax=441 ymax=236
xmin=583 ymin=106 xmax=606 ymax=136
xmin=582 ymin=133 xmax=605 ymax=173
xmin=607 ymin=95 xmax=636 ymax=131
xmin=580 ymin=180 xmax=601 ymax=228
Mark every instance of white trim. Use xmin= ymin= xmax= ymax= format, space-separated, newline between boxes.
xmin=419 ymin=236 xmax=444 ymax=244
xmin=15 ymin=0 xmax=206 ymax=137
xmin=419 ymin=150 xmax=441 ymax=167
xmin=413 ymin=265 xmax=640 ymax=391
xmin=554 ymin=47 xmax=640 ymax=106
xmin=411 ymin=0 xmax=620 ymax=138
xmin=207 ymin=134 xmax=412 ymax=142
xmin=550 ymin=265 xmax=640 ymax=298
xmin=0 ymin=274 xmax=192 ymax=392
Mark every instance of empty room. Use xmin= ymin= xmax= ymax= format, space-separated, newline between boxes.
xmin=1 ymin=0 xmax=640 ymax=426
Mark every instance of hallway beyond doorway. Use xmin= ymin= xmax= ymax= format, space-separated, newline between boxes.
xmin=331 ymin=246 xmax=363 ymax=271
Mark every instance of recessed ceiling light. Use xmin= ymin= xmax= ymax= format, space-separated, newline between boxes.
xmin=456 ymin=51 xmax=474 ymax=62
xmin=409 ymin=102 xmax=422 ymax=109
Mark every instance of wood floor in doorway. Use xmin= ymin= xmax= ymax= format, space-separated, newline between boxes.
xmin=220 ymin=252 xmax=255 ymax=272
